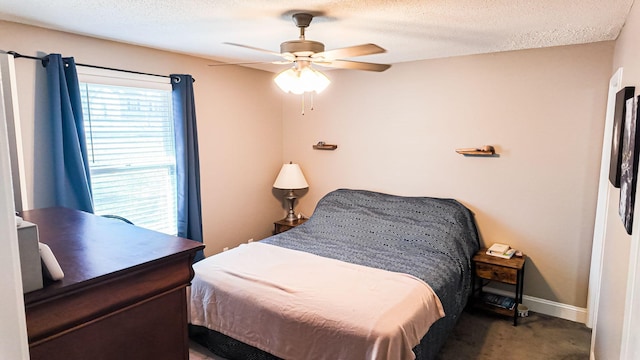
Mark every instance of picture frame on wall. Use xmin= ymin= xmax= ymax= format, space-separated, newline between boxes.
xmin=610 ymin=86 xmax=636 ymax=187
xmin=619 ymin=96 xmax=640 ymax=235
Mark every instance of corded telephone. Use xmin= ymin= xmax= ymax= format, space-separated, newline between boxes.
xmin=486 ymin=243 xmax=516 ymax=259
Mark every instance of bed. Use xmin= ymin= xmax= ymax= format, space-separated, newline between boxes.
xmin=189 ymin=189 xmax=480 ymax=360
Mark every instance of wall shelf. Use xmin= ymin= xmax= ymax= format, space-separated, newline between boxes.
xmin=456 ymin=145 xmax=498 ymax=157
xmin=313 ymin=141 xmax=338 ymax=150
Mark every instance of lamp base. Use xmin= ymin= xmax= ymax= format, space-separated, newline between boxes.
xmin=283 ymin=212 xmax=298 ymax=222
xmin=284 ymin=190 xmax=298 ymax=223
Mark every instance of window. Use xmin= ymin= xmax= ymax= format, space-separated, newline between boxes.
xmin=78 ymin=69 xmax=177 ymax=235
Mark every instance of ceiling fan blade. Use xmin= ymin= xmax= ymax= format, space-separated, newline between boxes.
xmin=315 ymin=59 xmax=391 ymax=72
xmin=223 ymin=42 xmax=286 ymax=57
xmin=208 ymin=60 xmax=291 ymax=67
xmin=207 ymin=60 xmax=291 ymax=66
xmin=312 ymin=43 xmax=386 ymax=61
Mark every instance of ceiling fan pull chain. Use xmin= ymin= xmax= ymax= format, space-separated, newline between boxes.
xmin=301 ymin=94 xmax=305 ymax=115
xmin=310 ymin=92 xmax=315 ymax=111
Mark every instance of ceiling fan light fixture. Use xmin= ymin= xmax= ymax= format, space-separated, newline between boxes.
xmin=274 ymin=65 xmax=330 ymax=94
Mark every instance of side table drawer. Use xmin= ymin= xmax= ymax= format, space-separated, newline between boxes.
xmin=475 ymin=263 xmax=517 ymax=284
xmin=274 ymin=223 xmax=294 ymax=234
xmin=273 ymin=218 xmax=307 ymax=235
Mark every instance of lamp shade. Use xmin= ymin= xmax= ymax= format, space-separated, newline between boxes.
xmin=274 ymin=66 xmax=330 ymax=94
xmin=273 ymin=163 xmax=308 ymax=189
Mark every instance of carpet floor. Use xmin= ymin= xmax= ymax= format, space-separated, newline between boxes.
xmin=437 ymin=310 xmax=591 ymax=360
xmin=189 ymin=310 xmax=592 ymax=360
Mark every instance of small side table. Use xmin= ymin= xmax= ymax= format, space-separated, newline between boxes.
xmin=273 ymin=218 xmax=307 ymax=235
xmin=472 ymin=249 xmax=526 ymax=326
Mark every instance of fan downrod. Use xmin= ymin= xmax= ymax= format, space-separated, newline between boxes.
xmin=281 ymin=13 xmax=324 ymax=55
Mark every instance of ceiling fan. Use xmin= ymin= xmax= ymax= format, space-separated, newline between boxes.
xmin=222 ymin=13 xmax=392 ymax=73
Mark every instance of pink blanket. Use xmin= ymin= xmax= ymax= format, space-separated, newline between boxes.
xmin=189 ymin=242 xmax=444 ymax=360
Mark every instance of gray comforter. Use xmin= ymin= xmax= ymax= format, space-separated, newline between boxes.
xmin=190 ymin=188 xmax=480 ymax=360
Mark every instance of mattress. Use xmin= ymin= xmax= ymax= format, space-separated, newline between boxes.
xmin=190 ymin=242 xmax=445 ymax=359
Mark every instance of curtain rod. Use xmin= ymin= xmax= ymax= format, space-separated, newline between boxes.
xmin=6 ymin=51 xmax=172 ymax=80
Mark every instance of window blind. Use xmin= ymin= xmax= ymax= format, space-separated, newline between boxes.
xmin=80 ymin=82 xmax=177 ymax=235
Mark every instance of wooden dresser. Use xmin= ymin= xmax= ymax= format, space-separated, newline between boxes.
xmin=21 ymin=207 xmax=204 ymax=360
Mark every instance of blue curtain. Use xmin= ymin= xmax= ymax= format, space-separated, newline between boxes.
xmin=171 ymin=74 xmax=204 ymax=262
xmin=43 ymin=54 xmax=94 ymax=213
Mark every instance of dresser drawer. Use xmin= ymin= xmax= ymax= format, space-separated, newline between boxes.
xmin=475 ymin=263 xmax=518 ymax=284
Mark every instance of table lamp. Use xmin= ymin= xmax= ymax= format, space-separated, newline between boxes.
xmin=273 ymin=162 xmax=308 ymax=222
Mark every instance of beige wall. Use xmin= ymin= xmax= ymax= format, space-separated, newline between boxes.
xmin=594 ymin=1 xmax=640 ymax=358
xmin=0 ymin=19 xmax=617 ymax=311
xmin=283 ymin=42 xmax=614 ymax=307
xmin=0 ymin=21 xmax=284 ymax=257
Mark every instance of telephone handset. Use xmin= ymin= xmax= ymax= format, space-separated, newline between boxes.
xmin=39 ymin=242 xmax=64 ymax=280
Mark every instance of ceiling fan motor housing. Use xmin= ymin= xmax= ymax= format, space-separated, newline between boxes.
xmin=280 ymin=40 xmax=325 ymax=56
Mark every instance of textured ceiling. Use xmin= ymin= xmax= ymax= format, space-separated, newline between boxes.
xmin=0 ymin=0 xmax=634 ymax=72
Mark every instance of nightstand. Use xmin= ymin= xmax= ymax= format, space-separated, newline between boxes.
xmin=472 ymin=248 xmax=526 ymax=326
xmin=273 ymin=218 xmax=307 ymax=235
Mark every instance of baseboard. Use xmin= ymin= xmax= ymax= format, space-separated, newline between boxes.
xmin=483 ymin=287 xmax=588 ymax=324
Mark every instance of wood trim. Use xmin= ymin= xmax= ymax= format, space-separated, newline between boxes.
xmin=588 ymin=67 xmax=622 ymax=332
xmin=483 ymin=287 xmax=587 ymax=323
xmin=0 ymin=55 xmax=30 ymax=358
